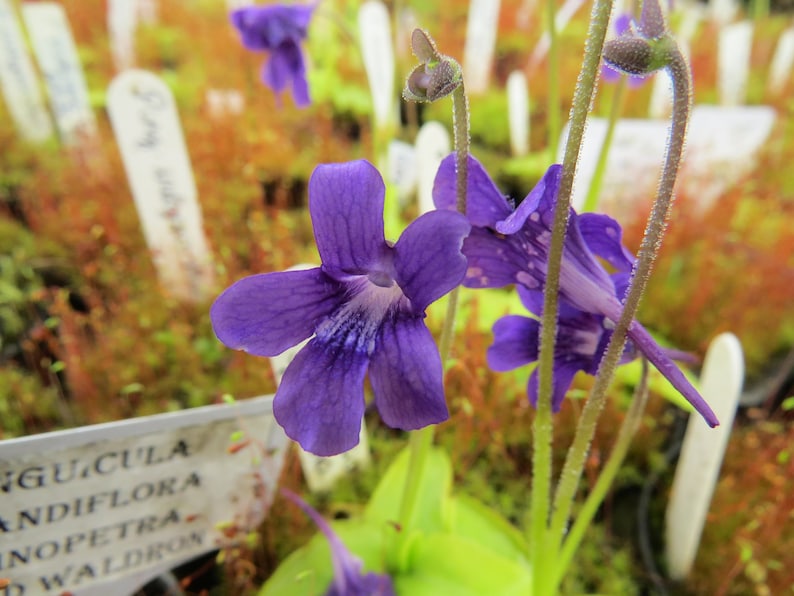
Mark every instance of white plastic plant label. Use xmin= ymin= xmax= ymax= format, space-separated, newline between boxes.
xmin=107 ymin=69 xmax=215 ymax=302
xmin=0 ymin=395 xmax=288 ymax=595
xmin=108 ymin=0 xmax=138 ymax=72
xmin=463 ymin=0 xmax=501 ymax=94
xmin=768 ymin=27 xmax=794 ymax=95
xmin=0 ymin=0 xmax=53 ymax=142
xmin=718 ymin=20 xmax=753 ymax=106
xmin=666 ymin=333 xmax=744 ymax=580
xmin=358 ymin=0 xmax=395 ymax=130
xmin=415 ymin=121 xmax=451 ymax=215
xmin=387 ymin=139 xmax=418 ymax=205
xmin=507 ymin=70 xmax=529 ymax=156
xmin=22 ymin=2 xmax=96 ymax=145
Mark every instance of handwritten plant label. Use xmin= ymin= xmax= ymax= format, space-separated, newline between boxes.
xmin=0 ymin=395 xmax=288 ymax=595
xmin=415 ymin=121 xmax=451 ymax=215
xmin=709 ymin=0 xmax=738 ymax=26
xmin=108 ymin=0 xmax=138 ymax=72
xmin=507 ymin=70 xmax=529 ymax=156
xmin=562 ymin=105 xmax=775 ymax=215
xmin=768 ymin=27 xmax=794 ymax=95
xmin=0 ymin=0 xmax=53 ymax=142
xmin=107 ymin=69 xmax=215 ymax=302
xmin=718 ymin=20 xmax=753 ymax=106
xmin=268 ymin=265 xmax=372 ymax=494
xmin=666 ymin=333 xmax=744 ymax=580
xmin=358 ymin=1 xmax=395 ymax=131
xmin=22 ymin=2 xmax=96 ymax=145
xmin=464 ymin=0 xmax=501 ymax=94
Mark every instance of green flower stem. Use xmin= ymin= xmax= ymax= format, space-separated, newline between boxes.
xmin=582 ymin=76 xmax=627 ymax=212
xmin=553 ymin=360 xmax=650 ymax=587
xmin=547 ymin=0 xmax=561 ymax=158
xmin=398 ymin=83 xmax=469 ymax=549
xmin=548 ymin=41 xmax=692 ymax=557
xmin=531 ymin=0 xmax=614 ymax=593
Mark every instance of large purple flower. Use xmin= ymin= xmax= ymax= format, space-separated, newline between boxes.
xmin=433 ymin=155 xmax=719 ymax=426
xmin=230 ymin=4 xmax=315 ymax=107
xmin=212 ymin=160 xmax=470 ymax=456
xmin=282 ymin=489 xmax=396 ymax=595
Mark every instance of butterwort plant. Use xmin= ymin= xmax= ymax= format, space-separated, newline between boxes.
xmin=230 ymin=3 xmax=316 ymax=107
xmin=211 ymin=160 xmax=469 ymax=456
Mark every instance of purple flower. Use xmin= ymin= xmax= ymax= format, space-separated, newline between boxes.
xmin=211 ymin=160 xmax=470 ymax=455
xmin=230 ymin=4 xmax=315 ymax=107
xmin=601 ymin=14 xmax=648 ymax=87
xmin=282 ymin=489 xmax=396 ymax=596
xmin=433 ymin=155 xmax=719 ymax=426
xmin=489 ymin=285 xmax=638 ymax=412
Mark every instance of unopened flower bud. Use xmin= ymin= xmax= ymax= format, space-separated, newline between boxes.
xmin=602 ymin=36 xmax=669 ymax=76
xmin=403 ymin=29 xmax=462 ymax=102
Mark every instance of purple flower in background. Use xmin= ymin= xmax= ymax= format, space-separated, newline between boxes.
xmin=282 ymin=489 xmax=396 ymax=596
xmin=433 ymin=155 xmax=719 ymax=426
xmin=488 ymin=286 xmax=638 ymax=412
xmin=601 ymin=14 xmax=648 ymax=87
xmin=230 ymin=4 xmax=315 ymax=107
xmin=211 ymin=160 xmax=470 ymax=456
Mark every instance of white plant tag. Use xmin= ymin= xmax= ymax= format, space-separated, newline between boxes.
xmin=718 ymin=20 xmax=753 ymax=106
xmin=648 ymin=70 xmax=672 ymax=119
xmin=415 ymin=121 xmax=451 ymax=215
xmin=107 ymin=70 xmax=215 ymax=302
xmin=108 ymin=0 xmax=138 ymax=72
xmin=709 ymin=0 xmax=738 ymax=26
xmin=563 ymin=105 xmax=775 ymax=215
xmin=358 ymin=1 xmax=395 ymax=130
xmin=666 ymin=333 xmax=744 ymax=580
xmin=226 ymin=0 xmax=254 ymax=10
xmin=206 ymin=88 xmax=245 ymax=118
xmin=137 ymin=0 xmax=158 ymax=24
xmin=22 ymin=2 xmax=96 ymax=145
xmin=768 ymin=27 xmax=794 ymax=95
xmin=388 ymin=139 xmax=418 ymax=204
xmin=464 ymin=0 xmax=501 ymax=94
xmin=0 ymin=0 xmax=53 ymax=142
xmin=268 ymin=265 xmax=372 ymax=494
xmin=0 ymin=395 xmax=288 ymax=596
xmin=507 ymin=70 xmax=529 ymax=156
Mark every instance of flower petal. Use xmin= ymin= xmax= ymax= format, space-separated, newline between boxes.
xmin=577 ymin=212 xmax=635 ymax=273
xmin=369 ymin=316 xmax=448 ymax=430
xmin=627 ymin=321 xmax=720 ymax=427
xmin=495 ymin=164 xmax=562 ymax=235
xmin=461 ymin=228 xmax=533 ymax=289
xmin=309 ymin=161 xmax=388 ymax=274
xmin=527 ymin=360 xmax=582 ymax=412
xmin=210 ymin=268 xmax=342 ymax=357
xmin=274 ymin=338 xmax=369 ymax=456
xmin=394 ymin=210 xmax=470 ymax=312
xmin=433 ymin=154 xmax=512 ymax=227
xmin=487 ymin=315 xmax=539 ymax=371
xmin=230 ymin=5 xmax=313 ymax=51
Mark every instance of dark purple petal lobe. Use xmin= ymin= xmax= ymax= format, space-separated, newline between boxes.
xmin=487 ymin=315 xmax=540 ymax=371
xmin=433 ymin=154 xmax=512 ymax=227
xmin=274 ymin=338 xmax=369 ymax=456
xmin=394 ymin=210 xmax=470 ymax=311
xmin=369 ymin=316 xmax=448 ymax=430
xmin=310 ymin=161 xmax=388 ymax=274
xmin=461 ymin=228 xmax=533 ymax=289
xmin=578 ymin=212 xmax=635 ymax=272
xmin=210 ymin=268 xmax=342 ymax=357
xmin=527 ymin=360 xmax=582 ymax=412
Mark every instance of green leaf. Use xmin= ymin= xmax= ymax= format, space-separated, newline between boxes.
xmin=259 ymin=520 xmax=389 ymax=596
xmin=365 ymin=447 xmax=451 ymax=533
xmin=445 ymin=495 xmax=529 ymax=562
xmin=398 ymin=533 xmax=532 ymax=595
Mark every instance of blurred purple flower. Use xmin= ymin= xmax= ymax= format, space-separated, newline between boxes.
xmin=282 ymin=489 xmax=396 ymax=596
xmin=601 ymin=13 xmax=648 ymax=87
xmin=230 ymin=3 xmax=315 ymax=107
xmin=433 ymin=155 xmax=719 ymax=426
xmin=211 ymin=160 xmax=470 ymax=456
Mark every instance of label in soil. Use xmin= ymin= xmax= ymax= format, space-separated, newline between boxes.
xmin=415 ymin=121 xmax=450 ymax=215
xmin=107 ymin=0 xmax=138 ymax=72
xmin=358 ymin=1 xmax=395 ymax=130
xmin=0 ymin=395 xmax=288 ymax=595
xmin=463 ymin=0 xmax=501 ymax=94
xmin=507 ymin=70 xmax=529 ymax=157
xmin=0 ymin=0 xmax=53 ymax=142
xmin=107 ymin=69 xmax=215 ymax=302
xmin=768 ymin=27 xmax=794 ymax=95
xmin=718 ymin=20 xmax=753 ymax=107
xmin=22 ymin=2 xmax=96 ymax=145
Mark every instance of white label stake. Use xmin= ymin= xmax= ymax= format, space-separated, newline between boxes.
xmin=718 ymin=21 xmax=753 ymax=106
xmin=107 ymin=70 xmax=215 ymax=302
xmin=0 ymin=0 xmax=53 ymax=142
xmin=358 ymin=1 xmax=395 ymax=131
xmin=108 ymin=0 xmax=138 ymax=72
xmin=415 ymin=121 xmax=451 ymax=215
xmin=507 ymin=70 xmax=529 ymax=156
xmin=464 ymin=0 xmax=501 ymax=94
xmin=22 ymin=2 xmax=96 ymax=145
xmin=666 ymin=333 xmax=744 ymax=580
xmin=768 ymin=27 xmax=794 ymax=95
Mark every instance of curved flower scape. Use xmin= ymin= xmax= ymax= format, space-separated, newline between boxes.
xmin=211 ymin=161 xmax=470 ymax=456
xmin=230 ymin=3 xmax=315 ymax=107
xmin=433 ymin=154 xmax=719 ymax=427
